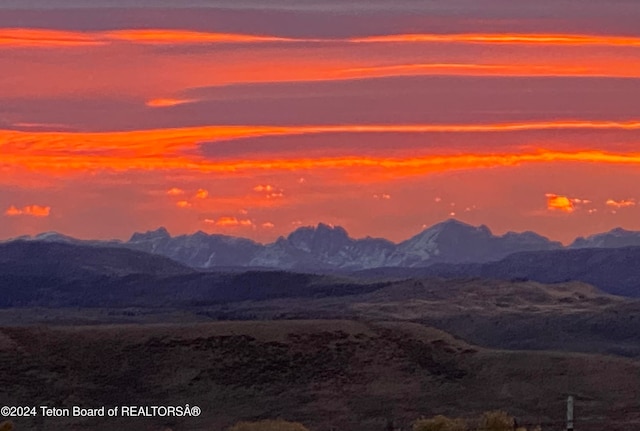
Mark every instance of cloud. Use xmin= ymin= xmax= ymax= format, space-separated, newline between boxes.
xmin=373 ymin=193 xmax=391 ymax=199
xmin=7 ymin=28 xmax=640 ymax=50
xmin=167 ymin=187 xmax=185 ymax=196
xmin=545 ymin=194 xmax=576 ymax=213
xmin=176 ymin=200 xmax=192 ymax=208
xmin=146 ymin=98 xmax=198 ymax=108
xmin=5 ymin=204 xmax=51 ymax=217
xmin=254 ymin=184 xmax=284 ymax=199
xmin=606 ymin=198 xmax=636 ymax=208
xmin=261 ymin=222 xmax=275 ymax=229
xmin=571 ymin=198 xmax=591 ymax=204
xmin=213 ymin=216 xmax=254 ymax=227
xmin=195 ymin=188 xmax=209 ymax=199
xmin=253 ymin=184 xmax=275 ymax=192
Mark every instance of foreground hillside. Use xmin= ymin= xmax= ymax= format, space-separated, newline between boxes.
xmin=2 ymin=241 xmax=639 ymax=359
xmin=1 ymin=321 xmax=639 ymax=431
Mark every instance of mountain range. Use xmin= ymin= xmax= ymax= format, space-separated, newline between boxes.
xmin=7 ymin=219 xmax=640 ymax=271
xmin=2 ymin=219 xmax=640 ymax=304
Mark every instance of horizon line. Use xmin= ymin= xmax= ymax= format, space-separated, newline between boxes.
xmin=2 ymin=218 xmax=635 ymax=247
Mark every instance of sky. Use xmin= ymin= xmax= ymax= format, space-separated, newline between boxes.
xmin=2 ymin=1 xmax=640 ymax=244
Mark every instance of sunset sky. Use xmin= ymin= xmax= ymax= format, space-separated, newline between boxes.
xmin=2 ymin=0 xmax=640 ymax=244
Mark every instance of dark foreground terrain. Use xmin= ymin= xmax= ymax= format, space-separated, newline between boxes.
xmin=1 ymin=320 xmax=640 ymax=431
xmin=2 ymin=241 xmax=640 ymax=430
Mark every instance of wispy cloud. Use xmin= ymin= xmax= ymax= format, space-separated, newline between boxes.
xmin=146 ymin=98 xmax=198 ymax=108
xmin=195 ymin=189 xmax=209 ymax=199
xmin=373 ymin=193 xmax=391 ymax=200
xmin=606 ymin=198 xmax=636 ymax=208
xmin=5 ymin=204 xmax=51 ymax=217
xmin=167 ymin=187 xmax=185 ymax=196
xmin=209 ymin=216 xmax=254 ymax=227
xmin=5 ymin=28 xmax=640 ymax=49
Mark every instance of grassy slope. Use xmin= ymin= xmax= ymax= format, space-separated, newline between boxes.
xmin=1 ymin=320 xmax=639 ymax=431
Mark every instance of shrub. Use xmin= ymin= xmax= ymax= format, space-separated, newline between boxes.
xmin=413 ymin=415 xmax=467 ymax=431
xmin=0 ymin=421 xmax=13 ymax=431
xmin=479 ymin=411 xmax=515 ymax=431
xmin=228 ymin=419 xmax=310 ymax=431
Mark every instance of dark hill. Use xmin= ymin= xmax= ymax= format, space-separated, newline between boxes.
xmin=0 ymin=242 xmax=389 ymax=308
xmin=355 ymin=246 xmax=640 ymax=297
xmin=1 ymin=321 xmax=638 ymax=431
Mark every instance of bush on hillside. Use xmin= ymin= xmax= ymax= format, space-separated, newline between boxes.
xmin=413 ymin=414 xmax=467 ymax=431
xmin=479 ymin=410 xmax=515 ymax=431
xmin=228 ymin=419 xmax=309 ymax=431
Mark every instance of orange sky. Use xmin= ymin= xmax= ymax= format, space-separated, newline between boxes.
xmin=2 ymin=3 xmax=640 ymax=243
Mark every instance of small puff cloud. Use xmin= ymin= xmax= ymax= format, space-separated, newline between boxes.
xmin=261 ymin=222 xmax=275 ymax=229
xmin=253 ymin=185 xmax=275 ymax=192
xmin=176 ymin=200 xmax=192 ymax=208
xmin=545 ymin=194 xmax=577 ymax=213
xmin=195 ymin=189 xmax=209 ymax=199
xmin=167 ymin=187 xmax=185 ymax=196
xmin=606 ymin=198 xmax=636 ymax=209
xmin=373 ymin=193 xmax=391 ymax=200
xmin=254 ymin=184 xmax=284 ymax=199
xmin=5 ymin=205 xmax=51 ymax=217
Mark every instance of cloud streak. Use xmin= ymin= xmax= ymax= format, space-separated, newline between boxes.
xmin=5 ymin=28 xmax=640 ymax=49
xmin=606 ymin=198 xmax=636 ymax=209
xmin=5 ymin=205 xmax=51 ymax=217
xmin=2 ymin=122 xmax=640 ymax=179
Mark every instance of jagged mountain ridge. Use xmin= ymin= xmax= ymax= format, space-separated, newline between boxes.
xmin=570 ymin=227 xmax=640 ymax=249
xmin=12 ymin=220 xmax=640 ymax=271
xmin=9 ymin=219 xmax=566 ymax=270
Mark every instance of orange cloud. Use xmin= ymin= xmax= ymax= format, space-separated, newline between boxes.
xmin=262 ymin=222 xmax=275 ymax=229
xmin=0 ymin=29 xmax=296 ymax=49
xmin=212 ymin=216 xmax=254 ymax=227
xmin=337 ymin=62 xmax=614 ymax=79
xmin=350 ymin=33 xmax=640 ymax=47
xmin=102 ymin=29 xmax=295 ymax=45
xmin=606 ymin=198 xmax=636 ymax=208
xmin=253 ymin=184 xmax=284 ymax=198
xmin=5 ymin=204 xmax=51 ymax=217
xmin=3 ymin=124 xmax=640 ymax=182
xmin=0 ymin=29 xmax=105 ymax=48
xmin=6 ymin=29 xmax=640 ymax=49
xmin=373 ymin=193 xmax=391 ymax=200
xmin=167 ymin=187 xmax=185 ymax=196
xmin=176 ymin=200 xmax=192 ymax=208
xmin=253 ymin=185 xmax=275 ymax=192
xmin=545 ymin=194 xmax=577 ymax=213
xmin=195 ymin=189 xmax=209 ymax=199
xmin=146 ymin=98 xmax=198 ymax=108
xmin=4 ymin=206 xmax=23 ymax=216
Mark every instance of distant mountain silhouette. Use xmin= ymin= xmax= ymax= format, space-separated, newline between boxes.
xmin=570 ymin=227 xmax=640 ymax=249
xmin=368 ymin=246 xmax=640 ymax=297
xmin=21 ymin=219 xmax=558 ymax=270
xmin=6 ymin=220 xmax=640 ymax=297
xmin=0 ymin=241 xmax=388 ymax=307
